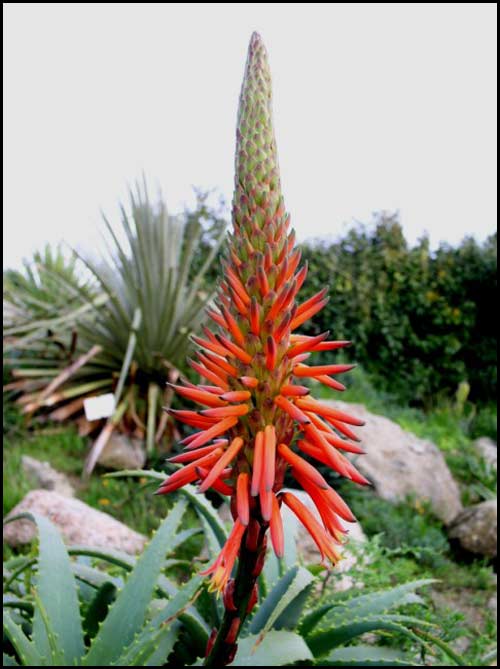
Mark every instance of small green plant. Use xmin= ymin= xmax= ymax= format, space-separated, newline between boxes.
xmin=469 ymin=403 xmax=498 ymax=441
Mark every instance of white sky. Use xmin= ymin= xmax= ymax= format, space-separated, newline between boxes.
xmin=4 ymin=3 xmax=497 ymax=269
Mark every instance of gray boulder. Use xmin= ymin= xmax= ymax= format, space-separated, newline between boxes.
xmin=473 ymin=437 xmax=497 ymax=470
xmin=4 ymin=490 xmax=146 ymax=554
xmin=323 ymin=400 xmax=463 ymax=524
xmin=21 ymin=455 xmax=75 ymax=497
xmin=448 ymin=499 xmax=497 ymax=558
xmin=97 ymin=433 xmax=146 ymax=471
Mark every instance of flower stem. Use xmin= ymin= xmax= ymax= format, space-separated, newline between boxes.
xmin=204 ymin=523 xmax=267 ymax=667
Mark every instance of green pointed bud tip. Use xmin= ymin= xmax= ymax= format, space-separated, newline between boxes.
xmin=233 ymin=32 xmax=286 ymax=239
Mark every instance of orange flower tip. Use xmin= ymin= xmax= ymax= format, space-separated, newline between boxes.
xmin=197 ymin=436 xmax=244 ymax=493
xmin=274 ymin=395 xmax=311 ymax=424
xmin=236 ymin=472 xmax=250 ymax=526
xmin=279 ymin=443 xmax=328 ymax=489
xmin=166 ymin=443 xmax=220 ymax=463
xmin=199 ymin=385 xmax=226 ymax=395
xmin=280 ymin=384 xmax=310 ymax=397
xmin=220 ymin=390 xmax=251 ymax=402
xmin=265 ymin=336 xmax=277 ymax=370
xmin=263 ymin=425 xmax=277 ymax=491
xmin=270 ymin=494 xmax=284 ymax=558
xmin=260 ymin=495 xmax=272 ymax=521
xmin=200 ymin=404 xmax=249 ymax=418
xmin=251 ymin=431 xmax=265 ymax=496
xmin=240 ymin=375 xmax=259 ymax=389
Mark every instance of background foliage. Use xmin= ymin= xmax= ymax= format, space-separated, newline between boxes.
xmin=298 ymin=213 xmax=497 ymax=408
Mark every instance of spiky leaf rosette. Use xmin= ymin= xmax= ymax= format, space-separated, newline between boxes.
xmin=157 ymin=32 xmax=367 ymax=598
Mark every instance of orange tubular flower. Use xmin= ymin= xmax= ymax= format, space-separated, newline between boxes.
xmin=156 ymin=32 xmax=367 ymax=666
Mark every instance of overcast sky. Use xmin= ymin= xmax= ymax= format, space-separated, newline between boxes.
xmin=4 ymin=3 xmax=497 ymax=269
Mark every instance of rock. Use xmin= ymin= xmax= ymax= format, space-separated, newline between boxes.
xmin=473 ymin=437 xmax=497 ymax=470
xmin=3 ymin=490 xmax=146 ymax=554
xmin=21 ymin=455 xmax=75 ymax=497
xmin=323 ymin=400 xmax=462 ymax=524
xmin=487 ymin=593 xmax=497 ymax=622
xmin=97 ymin=433 xmax=146 ymax=471
xmin=448 ymin=499 xmax=497 ymax=558
xmin=452 ymin=636 xmax=471 ymax=655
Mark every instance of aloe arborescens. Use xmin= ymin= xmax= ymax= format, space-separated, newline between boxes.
xmin=157 ymin=32 xmax=367 ymax=666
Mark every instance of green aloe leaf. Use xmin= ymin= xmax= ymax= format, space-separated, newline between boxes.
xmin=4 ymin=512 xmax=85 ymax=665
xmin=273 ymin=581 xmax=315 ymax=631
xmin=197 ymin=515 xmax=223 ymax=560
xmin=117 ymin=573 xmax=205 ymax=665
xmin=307 ymin=614 xmax=434 ymax=656
xmin=414 ymin=628 xmax=467 ymax=666
xmin=3 ymin=613 xmax=39 ymax=666
xmin=3 ymin=653 xmax=20 ymax=666
xmin=144 ymin=622 xmax=181 ymax=666
xmin=248 ymin=566 xmax=314 ymax=636
xmin=3 ymin=598 xmax=34 ymax=617
xmin=31 ymin=590 xmax=66 ymax=665
xmin=72 ymin=562 xmax=123 ymax=590
xmin=230 ymin=630 xmax=313 ymax=666
xmin=167 ymin=526 xmax=202 ymax=553
xmin=177 ymin=483 xmax=227 ymax=548
xmin=69 ymin=545 xmax=136 ymax=570
xmin=83 ymin=498 xmax=187 ymax=665
xmin=317 ymin=645 xmax=417 ymax=666
xmin=300 ymin=579 xmax=435 ymax=636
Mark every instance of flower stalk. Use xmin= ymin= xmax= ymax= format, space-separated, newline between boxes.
xmin=156 ymin=31 xmax=367 ymax=666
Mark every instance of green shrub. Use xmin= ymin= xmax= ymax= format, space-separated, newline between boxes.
xmin=299 ymin=216 xmax=497 ymax=408
xmin=469 ymin=404 xmax=498 ymax=441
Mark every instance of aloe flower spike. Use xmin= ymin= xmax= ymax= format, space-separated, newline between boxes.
xmin=156 ymin=32 xmax=366 ymax=667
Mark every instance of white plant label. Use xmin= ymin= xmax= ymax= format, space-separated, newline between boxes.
xmin=84 ymin=393 xmax=116 ymax=421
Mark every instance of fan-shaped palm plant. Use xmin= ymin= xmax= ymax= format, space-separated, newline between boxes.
xmin=4 ymin=180 xmax=226 ymax=473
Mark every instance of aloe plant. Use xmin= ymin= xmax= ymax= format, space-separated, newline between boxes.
xmin=3 ymin=502 xmax=209 ymax=666
xmin=3 ymin=470 xmax=468 ymax=666
xmin=102 ymin=468 xmax=468 ymax=667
